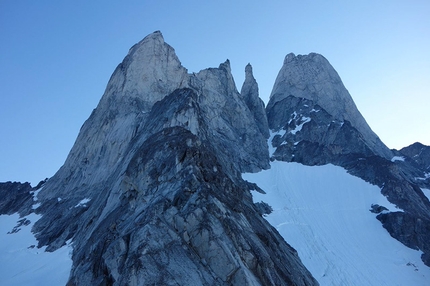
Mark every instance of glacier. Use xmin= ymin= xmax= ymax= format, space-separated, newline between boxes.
xmin=244 ymin=162 xmax=430 ymax=285
xmin=0 ymin=213 xmax=72 ymax=285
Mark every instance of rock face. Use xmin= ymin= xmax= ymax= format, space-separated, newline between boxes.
xmin=240 ymin=64 xmax=270 ymax=139
xmin=2 ymin=32 xmax=430 ymax=283
xmin=267 ymin=53 xmax=392 ymax=159
xmin=267 ymin=95 xmax=376 ymax=164
xmin=0 ymin=182 xmax=33 ymax=216
xmin=399 ymin=142 xmax=430 ymax=172
xmin=266 ymin=53 xmax=430 ymax=267
xmin=29 ymin=32 xmax=316 ymax=285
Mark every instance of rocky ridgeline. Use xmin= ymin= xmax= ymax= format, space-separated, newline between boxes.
xmin=1 ymin=31 xmax=430 ymax=284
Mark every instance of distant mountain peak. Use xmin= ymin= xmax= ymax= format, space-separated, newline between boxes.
xmin=268 ymin=51 xmax=392 ymax=159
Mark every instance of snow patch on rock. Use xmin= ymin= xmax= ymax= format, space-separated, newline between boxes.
xmin=75 ymin=198 xmax=91 ymax=208
xmin=391 ymin=156 xmax=405 ymax=162
xmin=422 ymin=188 xmax=430 ymax=201
xmin=290 ymin=116 xmax=311 ymax=135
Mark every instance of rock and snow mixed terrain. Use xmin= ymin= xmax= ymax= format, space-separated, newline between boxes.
xmin=1 ymin=31 xmax=430 ymax=285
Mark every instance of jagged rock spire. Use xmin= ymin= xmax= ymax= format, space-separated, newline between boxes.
xmin=103 ymin=31 xmax=189 ymax=111
xmin=241 ymin=64 xmax=269 ymax=138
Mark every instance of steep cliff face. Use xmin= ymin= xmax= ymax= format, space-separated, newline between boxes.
xmin=267 ymin=53 xmax=392 ymax=159
xmin=30 ymin=32 xmax=316 ymax=285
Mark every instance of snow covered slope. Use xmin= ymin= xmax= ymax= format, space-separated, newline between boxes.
xmin=244 ymin=162 xmax=430 ymax=285
xmin=0 ymin=213 xmax=72 ymax=286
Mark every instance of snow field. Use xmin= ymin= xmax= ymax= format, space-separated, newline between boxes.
xmin=244 ymin=161 xmax=429 ymax=286
xmin=0 ymin=213 xmax=73 ymax=286
xmin=422 ymin=188 xmax=430 ymax=201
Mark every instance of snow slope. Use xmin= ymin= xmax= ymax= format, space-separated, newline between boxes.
xmin=244 ymin=162 xmax=429 ymax=286
xmin=422 ymin=188 xmax=430 ymax=201
xmin=0 ymin=213 xmax=72 ymax=286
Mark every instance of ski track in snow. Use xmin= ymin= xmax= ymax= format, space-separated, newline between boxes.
xmin=244 ymin=161 xmax=430 ymax=286
xmin=0 ymin=213 xmax=72 ymax=285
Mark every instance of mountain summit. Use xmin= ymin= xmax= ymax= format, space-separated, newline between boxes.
xmin=267 ymin=52 xmax=391 ymax=159
xmin=1 ymin=31 xmax=430 ymax=285
xmin=27 ymin=31 xmax=313 ymax=285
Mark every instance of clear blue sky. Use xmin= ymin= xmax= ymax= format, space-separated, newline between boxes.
xmin=1 ymin=1 xmax=429 ymax=185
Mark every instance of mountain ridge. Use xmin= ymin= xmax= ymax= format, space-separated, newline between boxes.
xmin=1 ymin=31 xmax=429 ymax=285
xmin=30 ymin=31 xmax=315 ymax=285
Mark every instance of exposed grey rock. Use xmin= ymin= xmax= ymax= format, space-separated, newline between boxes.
xmin=399 ymin=142 xmax=430 ymax=171
xmin=240 ymin=64 xmax=270 ymax=138
xmin=266 ymin=55 xmax=430 ymax=268
xmin=267 ymin=53 xmax=392 ymax=159
xmin=65 ymin=126 xmax=316 ymax=285
xmin=0 ymin=181 xmax=34 ymax=216
xmin=377 ymin=211 xmax=430 ymax=266
xmin=390 ymin=145 xmax=430 ymax=189
xmin=28 ymin=32 xmax=315 ymax=285
xmin=254 ymin=201 xmax=273 ymax=216
xmin=105 ymin=30 xmax=189 ymax=111
xmin=369 ymin=204 xmax=388 ymax=214
xmin=396 ymin=142 xmax=430 ymax=189
xmin=37 ymin=31 xmax=189 ymax=205
xmin=188 ymin=60 xmax=270 ymax=174
xmin=6 ymin=31 xmax=428 ymax=284
xmin=268 ymin=96 xmax=375 ymax=165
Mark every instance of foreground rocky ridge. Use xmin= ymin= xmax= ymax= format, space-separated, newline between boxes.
xmin=1 ymin=31 xmax=430 ymax=284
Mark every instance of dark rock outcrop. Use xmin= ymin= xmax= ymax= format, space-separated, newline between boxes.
xmin=377 ymin=211 xmax=430 ymax=266
xmin=390 ymin=142 xmax=430 ymax=189
xmin=0 ymin=181 xmax=34 ymax=216
xmin=399 ymin=142 xmax=430 ymax=171
xmin=369 ymin=204 xmax=388 ymax=214
xmin=66 ymin=126 xmax=316 ymax=285
xmin=267 ymin=95 xmax=374 ymax=165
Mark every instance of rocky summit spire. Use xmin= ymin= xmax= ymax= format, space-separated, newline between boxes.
xmin=37 ymin=31 xmax=188 ymax=203
xmin=103 ymin=31 xmax=189 ymax=110
xmin=267 ymin=52 xmax=392 ymax=159
xmin=241 ymin=64 xmax=269 ymax=138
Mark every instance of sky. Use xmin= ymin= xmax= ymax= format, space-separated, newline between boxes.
xmin=1 ymin=0 xmax=429 ymax=185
